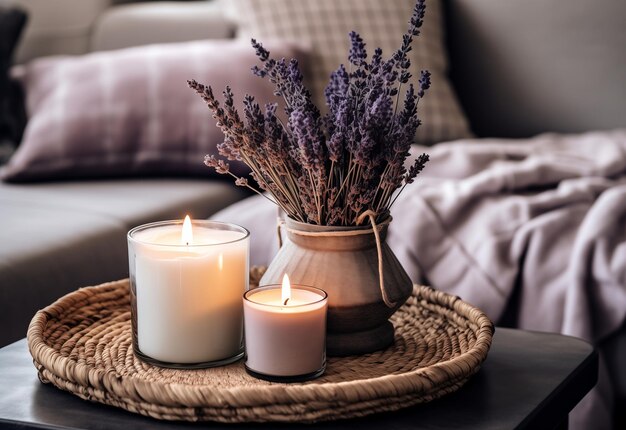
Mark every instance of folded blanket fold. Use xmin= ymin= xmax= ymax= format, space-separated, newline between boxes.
xmin=396 ymin=130 xmax=626 ymax=345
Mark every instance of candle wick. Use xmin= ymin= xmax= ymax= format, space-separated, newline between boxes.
xmin=283 ymin=298 xmax=289 ymax=306
xmin=186 ymin=242 xmax=189 ymax=246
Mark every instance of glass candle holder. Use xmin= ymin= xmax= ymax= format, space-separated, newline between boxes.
xmin=243 ymin=284 xmax=328 ymax=382
xmin=128 ymin=219 xmax=249 ymax=368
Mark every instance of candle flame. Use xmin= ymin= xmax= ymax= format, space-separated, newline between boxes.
xmin=218 ymin=253 xmax=223 ymax=271
xmin=282 ymin=274 xmax=291 ymax=306
xmin=182 ymin=215 xmax=193 ymax=246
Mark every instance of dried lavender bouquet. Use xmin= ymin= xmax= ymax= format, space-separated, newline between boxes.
xmin=189 ymin=0 xmax=430 ymax=226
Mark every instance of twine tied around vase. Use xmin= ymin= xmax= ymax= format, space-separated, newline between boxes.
xmin=276 ymin=210 xmax=396 ymax=308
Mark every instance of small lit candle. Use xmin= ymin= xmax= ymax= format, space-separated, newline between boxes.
xmin=243 ymin=274 xmax=328 ymax=381
xmin=128 ymin=216 xmax=249 ymax=367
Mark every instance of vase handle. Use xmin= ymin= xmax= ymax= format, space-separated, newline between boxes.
xmin=276 ymin=216 xmax=284 ymax=249
xmin=356 ymin=210 xmax=396 ymax=309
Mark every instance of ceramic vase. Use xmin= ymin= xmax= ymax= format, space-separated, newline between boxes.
xmin=259 ymin=217 xmax=413 ymax=356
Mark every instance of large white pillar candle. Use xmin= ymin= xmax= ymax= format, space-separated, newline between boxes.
xmin=128 ymin=217 xmax=249 ymax=367
xmin=243 ymin=275 xmax=328 ymax=381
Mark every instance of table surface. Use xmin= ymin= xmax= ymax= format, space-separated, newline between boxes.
xmin=0 ymin=328 xmax=597 ymax=430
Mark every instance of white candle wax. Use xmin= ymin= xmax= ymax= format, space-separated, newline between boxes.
xmin=243 ymin=285 xmax=327 ymax=378
xmin=128 ymin=220 xmax=249 ymax=365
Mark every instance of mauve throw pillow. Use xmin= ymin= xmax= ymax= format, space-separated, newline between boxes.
xmin=2 ymin=40 xmax=307 ymax=182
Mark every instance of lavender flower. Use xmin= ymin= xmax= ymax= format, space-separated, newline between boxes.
xmin=418 ymin=70 xmax=431 ymax=98
xmin=324 ymin=64 xmax=349 ymax=106
xmin=391 ymin=0 xmax=426 ymax=81
xmin=242 ymin=95 xmax=265 ymax=150
xmin=348 ymin=31 xmax=367 ymax=66
xmin=204 ymin=155 xmax=229 ymax=174
xmin=251 ymin=38 xmax=269 ymax=62
xmin=405 ymin=153 xmax=430 ymax=184
xmin=190 ymin=0 xmax=430 ymax=226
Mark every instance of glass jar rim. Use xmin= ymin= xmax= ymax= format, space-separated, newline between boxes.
xmin=128 ymin=219 xmax=250 ymax=248
xmin=244 ymin=285 xmax=328 ymax=308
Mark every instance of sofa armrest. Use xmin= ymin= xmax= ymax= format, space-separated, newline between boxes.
xmin=90 ymin=1 xmax=235 ymax=52
xmin=12 ymin=0 xmax=113 ymax=63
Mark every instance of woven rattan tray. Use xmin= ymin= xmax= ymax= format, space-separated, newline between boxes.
xmin=27 ymin=268 xmax=494 ymax=423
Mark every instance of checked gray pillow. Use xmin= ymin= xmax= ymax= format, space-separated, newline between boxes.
xmin=224 ymin=0 xmax=473 ymax=145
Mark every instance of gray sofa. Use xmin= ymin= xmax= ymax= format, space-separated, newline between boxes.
xmin=0 ymin=1 xmax=625 ymax=426
xmin=0 ymin=0 xmax=252 ymax=348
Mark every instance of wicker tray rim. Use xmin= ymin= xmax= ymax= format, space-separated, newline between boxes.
xmin=27 ymin=278 xmax=494 ymax=417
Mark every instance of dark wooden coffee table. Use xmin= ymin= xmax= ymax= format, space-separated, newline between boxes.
xmin=0 ymin=328 xmax=596 ymax=430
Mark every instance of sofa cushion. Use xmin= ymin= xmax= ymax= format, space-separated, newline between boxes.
xmin=0 ymin=200 xmax=128 ymax=347
xmin=226 ymin=0 xmax=472 ymax=145
xmin=91 ymin=1 xmax=236 ymax=52
xmin=3 ymin=39 xmax=306 ymax=182
xmin=12 ymin=0 xmax=111 ymax=64
xmin=0 ymin=179 xmax=248 ymax=228
xmin=0 ymin=179 xmax=247 ymax=347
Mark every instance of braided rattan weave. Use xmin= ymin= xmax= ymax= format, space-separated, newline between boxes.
xmin=27 ymin=268 xmax=494 ymax=423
